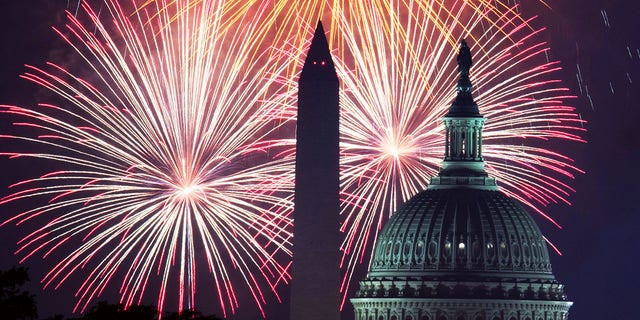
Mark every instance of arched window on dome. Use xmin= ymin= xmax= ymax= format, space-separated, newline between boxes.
xmin=415 ymin=238 xmax=425 ymax=263
xmin=471 ymin=238 xmax=481 ymax=262
xmin=443 ymin=240 xmax=452 ymax=262
xmin=428 ymin=240 xmax=438 ymax=263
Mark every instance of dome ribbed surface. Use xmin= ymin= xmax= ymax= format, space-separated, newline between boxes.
xmin=369 ymin=188 xmax=553 ymax=280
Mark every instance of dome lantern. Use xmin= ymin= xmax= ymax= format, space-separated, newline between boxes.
xmin=431 ymin=39 xmax=497 ymax=190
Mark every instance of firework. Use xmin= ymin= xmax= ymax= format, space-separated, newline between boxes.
xmin=1 ymin=0 xmax=296 ymax=317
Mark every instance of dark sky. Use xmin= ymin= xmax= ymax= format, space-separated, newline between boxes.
xmin=0 ymin=1 xmax=638 ymax=319
xmin=527 ymin=1 xmax=640 ymax=319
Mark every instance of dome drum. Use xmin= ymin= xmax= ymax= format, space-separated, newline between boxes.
xmin=353 ymin=280 xmax=568 ymax=301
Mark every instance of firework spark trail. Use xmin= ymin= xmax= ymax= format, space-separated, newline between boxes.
xmin=1 ymin=0 xmax=298 ymax=317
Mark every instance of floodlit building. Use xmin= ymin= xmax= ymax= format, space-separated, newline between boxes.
xmin=350 ymin=40 xmax=572 ymax=320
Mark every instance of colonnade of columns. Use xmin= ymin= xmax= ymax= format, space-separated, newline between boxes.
xmin=443 ymin=118 xmax=485 ymax=161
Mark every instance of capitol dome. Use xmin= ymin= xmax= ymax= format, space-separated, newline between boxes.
xmin=369 ymin=188 xmax=554 ymax=277
xmin=350 ymin=41 xmax=572 ymax=320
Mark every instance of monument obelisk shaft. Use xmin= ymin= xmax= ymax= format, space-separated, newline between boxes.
xmin=290 ymin=21 xmax=341 ymax=320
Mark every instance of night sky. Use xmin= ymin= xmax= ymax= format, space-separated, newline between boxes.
xmin=0 ymin=1 xmax=638 ymax=319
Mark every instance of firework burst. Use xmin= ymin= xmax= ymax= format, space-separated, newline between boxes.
xmin=1 ymin=0 xmax=296 ymax=317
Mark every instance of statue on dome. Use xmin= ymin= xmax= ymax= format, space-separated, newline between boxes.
xmin=457 ymin=39 xmax=472 ymax=75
